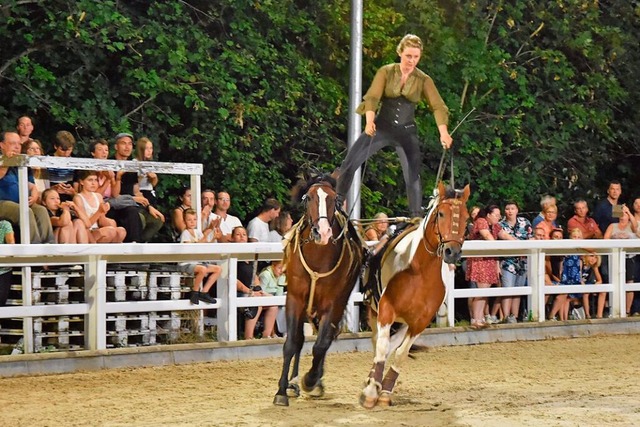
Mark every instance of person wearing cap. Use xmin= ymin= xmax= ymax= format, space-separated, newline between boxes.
xmin=111 ymin=132 xmax=164 ymax=242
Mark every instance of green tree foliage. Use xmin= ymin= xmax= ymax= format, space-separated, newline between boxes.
xmin=1 ymin=0 xmax=638 ymax=223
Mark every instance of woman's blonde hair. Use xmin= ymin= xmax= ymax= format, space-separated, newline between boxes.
xmin=396 ymin=34 xmax=423 ymax=55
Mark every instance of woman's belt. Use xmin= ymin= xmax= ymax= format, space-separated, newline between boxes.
xmin=376 ymin=97 xmax=416 ymax=128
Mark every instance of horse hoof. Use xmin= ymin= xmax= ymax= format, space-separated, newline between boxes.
xmin=378 ymin=391 xmax=392 ymax=406
xmin=286 ymin=383 xmax=300 ymax=398
xmin=306 ymin=382 xmax=324 ymax=398
xmin=359 ymin=393 xmax=378 ymax=409
xmin=273 ymin=394 xmax=289 ymax=406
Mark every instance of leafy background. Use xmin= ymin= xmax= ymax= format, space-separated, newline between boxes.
xmin=1 ymin=0 xmax=638 ymax=225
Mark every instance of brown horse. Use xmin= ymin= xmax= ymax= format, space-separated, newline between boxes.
xmin=360 ymin=181 xmax=470 ymax=408
xmin=274 ymin=174 xmax=365 ymax=406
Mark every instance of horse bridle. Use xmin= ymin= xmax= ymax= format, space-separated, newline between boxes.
xmin=423 ymin=196 xmax=465 ymax=257
xmin=300 ymin=184 xmax=347 ymax=244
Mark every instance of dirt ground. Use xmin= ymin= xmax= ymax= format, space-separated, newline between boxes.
xmin=1 ymin=334 xmax=639 ymax=427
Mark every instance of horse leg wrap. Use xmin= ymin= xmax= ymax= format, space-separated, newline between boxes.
xmin=370 ymin=361 xmax=385 ymax=389
xmin=381 ymin=367 xmax=399 ymax=393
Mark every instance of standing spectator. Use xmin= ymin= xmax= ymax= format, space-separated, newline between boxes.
xmin=41 ymin=188 xmax=89 ymax=244
xmin=0 ymin=131 xmax=54 ymax=243
xmin=593 ymin=180 xmax=623 ymax=236
xmin=178 ymin=209 xmax=221 ymax=305
xmin=466 ymin=205 xmax=503 ymax=329
xmin=15 ymin=116 xmax=34 ymax=144
xmin=134 ymin=137 xmax=159 ymax=206
xmin=91 ymin=138 xmax=143 ymax=243
xmin=247 ymin=198 xmax=281 ymax=242
xmin=74 ymin=171 xmax=126 ymax=243
xmin=532 ymin=195 xmax=557 ymax=228
xmin=0 ymin=220 xmax=15 ymax=306
xmin=112 ymin=132 xmax=164 ymax=242
xmin=47 ymin=131 xmax=78 ymax=202
xmin=603 ymin=204 xmax=637 ymax=315
xmin=548 ymin=229 xmax=582 ymax=321
xmin=213 ymin=191 xmax=243 ymax=243
xmin=499 ymin=201 xmax=533 ymax=323
xmin=21 ymin=139 xmax=50 ymax=194
xmin=232 ymin=226 xmax=278 ymax=339
xmin=268 ymin=210 xmax=293 ymax=243
xmin=536 ymin=204 xmax=559 ymax=239
xmin=567 ymin=199 xmax=603 ymax=239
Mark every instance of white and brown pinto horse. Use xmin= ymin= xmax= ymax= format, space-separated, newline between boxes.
xmin=274 ymin=174 xmax=364 ymax=406
xmin=360 ymin=182 xmax=470 ymax=408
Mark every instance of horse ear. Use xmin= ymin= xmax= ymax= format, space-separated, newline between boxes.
xmin=437 ymin=181 xmax=446 ymax=197
xmin=462 ymin=184 xmax=471 ymax=201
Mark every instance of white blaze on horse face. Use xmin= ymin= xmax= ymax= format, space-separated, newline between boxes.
xmin=316 ymin=188 xmax=332 ymax=245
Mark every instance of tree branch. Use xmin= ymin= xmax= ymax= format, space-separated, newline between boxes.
xmin=124 ymin=96 xmax=156 ymax=118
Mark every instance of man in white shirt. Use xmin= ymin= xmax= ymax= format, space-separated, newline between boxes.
xmin=247 ymin=198 xmax=281 ymax=242
xmin=213 ymin=191 xmax=243 ymax=242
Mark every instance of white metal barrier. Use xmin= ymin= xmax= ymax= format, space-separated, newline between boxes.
xmin=448 ymin=239 xmax=640 ymax=326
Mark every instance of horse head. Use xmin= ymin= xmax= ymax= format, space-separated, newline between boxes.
xmin=426 ymin=182 xmax=471 ymax=264
xmin=294 ymin=173 xmax=339 ymax=246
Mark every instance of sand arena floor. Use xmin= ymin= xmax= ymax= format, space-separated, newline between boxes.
xmin=1 ymin=334 xmax=639 ymax=426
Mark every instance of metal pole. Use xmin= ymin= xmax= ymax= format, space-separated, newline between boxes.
xmin=347 ymin=0 xmax=363 ymax=221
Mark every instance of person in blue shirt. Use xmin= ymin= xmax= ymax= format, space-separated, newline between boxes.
xmin=0 ymin=131 xmax=54 ymax=243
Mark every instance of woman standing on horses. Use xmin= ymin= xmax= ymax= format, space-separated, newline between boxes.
xmin=336 ymin=34 xmax=452 ymax=217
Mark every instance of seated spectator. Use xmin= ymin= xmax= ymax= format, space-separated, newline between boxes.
xmin=47 ymin=130 xmax=78 ymax=202
xmin=363 ymin=212 xmax=391 ymax=256
xmin=213 ymin=191 xmax=243 ymax=242
xmin=90 ymin=138 xmax=143 ymax=243
xmin=21 ymin=139 xmax=50 ymax=194
xmin=364 ymin=212 xmax=389 ymax=241
xmin=581 ymin=252 xmax=604 ymax=319
xmin=178 ymin=209 xmax=221 ymax=305
xmin=0 ymin=131 xmax=54 ymax=243
xmin=548 ymin=228 xmax=581 ymax=321
xmin=16 ymin=116 xmax=34 ymax=144
xmin=41 ymin=188 xmax=89 ymax=244
xmin=232 ymin=226 xmax=278 ymax=339
xmin=0 ymin=220 xmax=15 ymax=306
xmin=171 ymin=187 xmax=191 ymax=242
xmin=73 ymin=171 xmax=126 ymax=243
xmin=259 ymin=260 xmax=287 ymax=337
xmin=134 ymin=137 xmax=159 ymax=205
xmin=603 ymin=205 xmax=637 ymax=315
xmin=112 ymin=132 xmax=164 ymax=242
xmin=268 ymin=210 xmax=293 ymax=243
xmin=567 ymin=199 xmax=603 ymax=239
xmin=247 ymin=198 xmax=281 ymax=242
xmin=532 ymin=195 xmax=557 ymax=228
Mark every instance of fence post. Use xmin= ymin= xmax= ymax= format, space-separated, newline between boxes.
xmin=531 ymin=249 xmax=545 ymax=322
xmin=85 ymin=256 xmax=107 ymax=350
xmin=611 ymin=248 xmax=625 ymax=317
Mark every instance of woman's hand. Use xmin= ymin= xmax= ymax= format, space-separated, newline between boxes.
xmin=365 ymin=121 xmax=376 ymax=136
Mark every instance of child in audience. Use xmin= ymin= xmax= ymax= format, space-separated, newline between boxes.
xmin=581 ymin=252 xmax=604 ymax=319
xmin=41 ymin=188 xmax=89 ymax=244
xmin=259 ymin=260 xmax=287 ymax=336
xmin=549 ymin=228 xmax=583 ymax=320
xmin=179 ymin=209 xmax=221 ymax=305
xmin=73 ymin=171 xmax=126 ymax=243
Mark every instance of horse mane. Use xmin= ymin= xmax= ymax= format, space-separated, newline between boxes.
xmin=291 ymin=171 xmax=337 ymax=204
